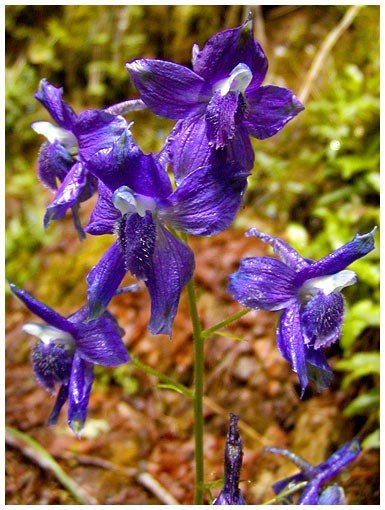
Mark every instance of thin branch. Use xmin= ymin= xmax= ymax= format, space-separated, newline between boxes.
xmin=137 ymin=472 xmax=180 ymax=505
xmin=298 ymin=5 xmax=364 ymax=104
xmin=5 ymin=426 xmax=98 ymax=505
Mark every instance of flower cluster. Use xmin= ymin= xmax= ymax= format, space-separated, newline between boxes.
xmin=9 ymin=12 xmax=375 ymax=504
xmin=228 ymin=227 xmax=376 ymax=394
xmin=9 ymin=282 xmax=136 ymax=436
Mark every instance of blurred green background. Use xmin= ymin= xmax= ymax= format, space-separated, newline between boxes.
xmin=5 ymin=5 xmax=380 ymax=503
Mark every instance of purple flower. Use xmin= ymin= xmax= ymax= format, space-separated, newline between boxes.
xmin=32 ymin=79 xmax=127 ymax=238
xmin=265 ymin=439 xmax=360 ymax=504
xmin=9 ymin=282 xmax=133 ymax=436
xmin=213 ymin=414 xmax=247 ymax=505
xmin=227 ymin=228 xmax=377 ymax=394
xmin=85 ymin=127 xmax=249 ymax=337
xmin=126 ymin=13 xmax=304 ymax=183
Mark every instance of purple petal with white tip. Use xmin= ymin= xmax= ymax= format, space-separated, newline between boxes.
xmin=126 ymin=59 xmax=209 ymax=119
xmin=244 ymin=85 xmax=304 ymax=140
xmin=228 ymin=257 xmax=296 ymax=311
xmin=67 ymin=353 xmax=94 ymax=437
xmin=34 ymin=79 xmax=77 ymax=130
xmin=192 ymin=14 xmax=268 ymax=91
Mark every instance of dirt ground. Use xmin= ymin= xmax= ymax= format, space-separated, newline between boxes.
xmin=5 ymin=204 xmax=380 ymax=505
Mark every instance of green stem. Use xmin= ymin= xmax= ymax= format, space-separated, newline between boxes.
xmin=130 ymin=357 xmax=193 ymax=400
xmin=261 ymin=481 xmax=308 ymax=505
xmin=186 ymin=277 xmax=205 ymax=505
xmin=201 ymin=308 xmax=250 ymax=339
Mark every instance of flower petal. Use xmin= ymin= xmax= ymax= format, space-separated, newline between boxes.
xmin=75 ymin=316 xmax=130 ymax=366
xmin=116 ymin=211 xmax=157 ymax=280
xmin=47 ymin=384 xmax=69 ymax=426
xmin=159 ymin=162 xmax=249 ymax=236
xmin=87 ymin=128 xmax=172 ymax=198
xmin=245 ymin=228 xmax=310 ymax=271
xmin=228 ymin=257 xmax=296 ymax=311
xmin=9 ymin=282 xmax=76 ymax=335
xmin=301 ymin=291 xmax=344 ymax=349
xmin=34 ymin=79 xmax=77 ymax=130
xmin=295 ymin=228 xmax=377 ymax=286
xmin=31 ymin=341 xmax=72 ymax=394
xmin=85 ymin=180 xmax=120 ymax=235
xmin=73 ymin=109 xmax=127 ymax=162
xmin=317 ymin=439 xmax=360 ymax=483
xmin=277 ymin=303 xmax=308 ymax=395
xmin=126 ymin=59 xmax=209 ymax=119
xmin=67 ymin=352 xmax=94 ymax=437
xmin=36 ymin=141 xmax=73 ymax=191
xmin=161 ymin=115 xmax=254 ymax=184
xmin=271 ymin=473 xmax=306 ymax=500
xmin=305 ymin=347 xmax=334 ymax=392
xmin=192 ymin=13 xmax=268 ymax=91
xmin=145 ymin=222 xmax=195 ymax=336
xmin=297 ymin=479 xmax=322 ymax=505
xmin=318 ymin=484 xmax=345 ymax=505
xmin=206 ymin=90 xmax=246 ymax=148
xmin=86 ymin=242 xmax=126 ymax=319
xmin=44 ymin=161 xmax=87 ymax=228
xmin=244 ymin=85 xmax=304 ymax=140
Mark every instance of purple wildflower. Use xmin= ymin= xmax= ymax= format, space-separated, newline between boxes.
xmin=9 ymin=282 xmax=134 ymax=436
xmin=84 ymin=127 xmax=249 ymax=337
xmin=265 ymin=439 xmax=360 ymax=504
xmin=227 ymin=227 xmax=377 ymax=394
xmin=32 ymin=79 xmax=127 ymax=238
xmin=213 ymin=414 xmax=247 ymax=505
xmin=126 ymin=13 xmax=304 ymax=183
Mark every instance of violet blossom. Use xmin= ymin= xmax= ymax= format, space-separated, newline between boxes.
xmin=10 ymin=282 xmax=134 ymax=436
xmin=32 ymin=79 xmax=127 ymax=238
xmin=227 ymin=228 xmax=377 ymax=394
xmin=265 ymin=439 xmax=360 ymax=504
xmin=213 ymin=414 xmax=247 ymax=505
xmin=126 ymin=13 xmax=304 ymax=183
xmin=84 ymin=126 xmax=249 ymax=336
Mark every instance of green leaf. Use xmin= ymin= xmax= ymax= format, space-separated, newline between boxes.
xmin=341 ymin=300 xmax=380 ymax=351
xmin=335 ymin=352 xmax=380 ymax=389
xmin=157 ymin=383 xmax=192 ymax=398
xmin=214 ymin=331 xmax=246 ymax=342
xmin=343 ymin=388 xmax=380 ymax=417
xmin=362 ymin=429 xmax=380 ymax=449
